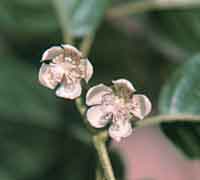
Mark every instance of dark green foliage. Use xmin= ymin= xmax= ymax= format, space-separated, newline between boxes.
xmin=159 ymin=55 xmax=200 ymax=158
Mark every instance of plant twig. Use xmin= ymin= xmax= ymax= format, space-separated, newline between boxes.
xmin=74 ymin=97 xmax=115 ymax=180
xmin=136 ymin=114 xmax=200 ymax=128
xmin=96 ymin=163 xmax=106 ymax=180
xmin=80 ymin=33 xmax=95 ymax=57
xmin=93 ymin=132 xmax=116 ymax=180
xmin=75 ymin=97 xmax=87 ymax=116
xmin=75 ymin=98 xmax=116 ymax=180
xmin=75 ymin=97 xmax=97 ymax=134
xmin=52 ymin=0 xmax=73 ymax=44
xmin=96 ymin=165 xmax=102 ymax=180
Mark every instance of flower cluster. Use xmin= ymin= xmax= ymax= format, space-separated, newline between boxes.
xmin=39 ymin=45 xmax=152 ymax=141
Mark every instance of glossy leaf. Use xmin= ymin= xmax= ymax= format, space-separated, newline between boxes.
xmin=159 ymin=54 xmax=200 ymax=158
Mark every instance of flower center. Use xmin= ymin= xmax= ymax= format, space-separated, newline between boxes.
xmin=101 ymin=94 xmax=131 ymax=122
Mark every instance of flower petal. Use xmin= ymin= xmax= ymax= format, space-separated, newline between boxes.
xmin=86 ymin=105 xmax=110 ymax=128
xmin=86 ymin=84 xmax=113 ymax=106
xmin=131 ymin=94 xmax=152 ymax=119
xmin=112 ymin=79 xmax=136 ymax=100
xmin=108 ymin=120 xmax=132 ymax=142
xmin=38 ymin=63 xmax=64 ymax=89
xmin=81 ymin=59 xmax=93 ymax=82
xmin=61 ymin=44 xmax=82 ymax=61
xmin=42 ymin=46 xmax=63 ymax=61
xmin=112 ymin=79 xmax=136 ymax=92
xmin=56 ymin=79 xmax=81 ymax=99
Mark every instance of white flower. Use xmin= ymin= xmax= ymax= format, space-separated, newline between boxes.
xmin=86 ymin=79 xmax=152 ymax=141
xmin=38 ymin=44 xmax=93 ymax=99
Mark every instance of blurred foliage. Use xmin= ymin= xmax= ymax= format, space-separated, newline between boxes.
xmin=53 ymin=0 xmax=111 ymax=37
xmin=0 ymin=0 xmax=200 ymax=179
xmin=160 ymin=55 xmax=200 ymax=158
xmin=0 ymin=56 xmax=62 ymax=129
xmin=0 ymin=55 xmax=95 ymax=180
xmin=0 ymin=0 xmax=59 ymax=42
xmin=149 ymin=9 xmax=200 ymax=54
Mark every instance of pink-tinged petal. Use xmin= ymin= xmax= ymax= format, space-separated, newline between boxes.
xmin=131 ymin=95 xmax=152 ymax=119
xmin=112 ymin=79 xmax=136 ymax=93
xmin=55 ymin=80 xmax=81 ymax=99
xmin=52 ymin=54 xmax=65 ymax=64
xmin=109 ymin=120 xmax=132 ymax=142
xmin=38 ymin=63 xmax=64 ymax=89
xmin=42 ymin=46 xmax=63 ymax=61
xmin=61 ymin=44 xmax=82 ymax=61
xmin=86 ymin=84 xmax=113 ymax=106
xmin=83 ymin=59 xmax=94 ymax=82
xmin=86 ymin=105 xmax=110 ymax=128
xmin=61 ymin=44 xmax=81 ymax=54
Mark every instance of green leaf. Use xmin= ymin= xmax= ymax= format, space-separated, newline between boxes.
xmin=159 ymin=54 xmax=200 ymax=158
xmin=54 ymin=0 xmax=111 ymax=37
xmin=149 ymin=9 xmax=200 ymax=55
xmin=0 ymin=0 xmax=59 ymax=41
xmin=0 ymin=56 xmax=63 ymax=129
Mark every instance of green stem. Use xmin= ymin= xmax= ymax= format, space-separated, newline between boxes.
xmin=93 ymin=132 xmax=116 ymax=180
xmin=75 ymin=98 xmax=95 ymax=133
xmin=52 ymin=0 xmax=73 ymax=44
xmin=75 ymin=97 xmax=86 ymax=116
xmin=80 ymin=33 xmax=95 ymax=57
xmin=136 ymin=114 xmax=200 ymax=128
xmin=96 ymin=162 xmax=106 ymax=180
xmin=96 ymin=165 xmax=102 ymax=180
xmin=75 ymin=97 xmax=116 ymax=180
